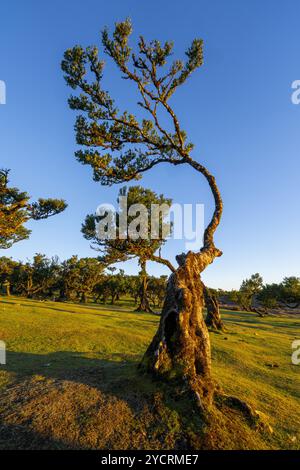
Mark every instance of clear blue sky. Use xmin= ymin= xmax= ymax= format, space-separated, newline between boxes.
xmin=1 ymin=0 xmax=300 ymax=289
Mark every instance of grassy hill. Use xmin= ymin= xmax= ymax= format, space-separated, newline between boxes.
xmin=0 ymin=297 xmax=299 ymax=450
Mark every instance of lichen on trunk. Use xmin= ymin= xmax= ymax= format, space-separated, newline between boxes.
xmin=141 ymin=248 xmax=221 ymax=408
xmin=140 ymin=153 xmax=223 ymax=408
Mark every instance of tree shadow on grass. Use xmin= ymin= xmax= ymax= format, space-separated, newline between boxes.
xmin=2 ymin=349 xmax=159 ymax=410
xmin=0 ymin=350 xmax=160 ymax=449
xmin=1 ymin=349 xmax=203 ymax=451
xmin=0 ymin=350 xmax=277 ymax=450
xmin=0 ymin=421 xmax=70 ymax=450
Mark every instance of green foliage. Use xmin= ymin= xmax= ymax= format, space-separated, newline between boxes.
xmin=82 ymin=185 xmax=172 ymax=266
xmin=60 ymin=256 xmax=104 ymax=302
xmin=147 ymin=275 xmax=168 ymax=307
xmin=0 ymin=256 xmax=18 ymax=294
xmin=0 ymin=253 xmax=167 ymax=309
xmin=240 ymin=273 xmax=264 ymax=296
xmin=93 ymin=268 xmax=127 ymax=304
xmin=30 ymin=198 xmax=67 ymax=220
xmin=61 ymin=19 xmax=202 ymax=185
xmin=0 ymin=169 xmax=31 ymax=248
xmin=0 ymin=169 xmax=67 ymax=249
xmin=225 ymin=276 xmax=300 ymax=311
xmin=12 ymin=254 xmax=60 ymax=298
xmin=82 ymin=185 xmax=172 ymax=311
xmin=280 ymin=277 xmax=300 ymax=306
xmin=258 ymin=277 xmax=300 ymax=308
xmin=238 ymin=273 xmax=264 ymax=309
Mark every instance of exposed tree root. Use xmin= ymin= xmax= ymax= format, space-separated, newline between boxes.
xmin=214 ymin=391 xmax=273 ymax=433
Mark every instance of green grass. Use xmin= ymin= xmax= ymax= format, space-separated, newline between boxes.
xmin=0 ymin=297 xmax=299 ymax=450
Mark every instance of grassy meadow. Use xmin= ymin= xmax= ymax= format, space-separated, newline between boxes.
xmin=0 ymin=297 xmax=299 ymax=450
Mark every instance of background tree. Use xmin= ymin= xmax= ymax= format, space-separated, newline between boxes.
xmin=62 ymin=19 xmax=224 ymax=408
xmin=203 ymin=284 xmax=224 ymax=331
xmin=0 ymin=256 xmax=18 ymax=296
xmin=258 ymin=277 xmax=300 ymax=309
xmin=82 ymin=185 xmax=172 ymax=312
xmin=13 ymin=254 xmax=59 ymax=299
xmin=124 ymin=275 xmax=141 ymax=306
xmin=147 ymin=275 xmax=168 ymax=309
xmin=239 ymin=273 xmax=263 ymax=311
xmin=257 ymin=283 xmax=279 ymax=309
xmin=59 ymin=256 xmax=104 ymax=303
xmin=93 ymin=277 xmax=109 ymax=304
xmin=279 ymin=276 xmax=300 ymax=308
xmin=0 ymin=169 xmax=67 ymax=249
xmin=101 ymin=269 xmax=127 ymax=304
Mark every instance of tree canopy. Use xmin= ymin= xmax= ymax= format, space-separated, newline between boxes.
xmin=82 ymin=185 xmax=173 ymax=270
xmin=61 ymin=18 xmax=202 ymax=183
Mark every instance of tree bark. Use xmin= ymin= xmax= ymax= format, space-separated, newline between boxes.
xmin=140 ymin=156 xmax=223 ymax=409
xmin=135 ymin=260 xmax=153 ymax=313
xmin=140 ymin=248 xmax=221 ymax=408
xmin=203 ymin=285 xmax=224 ymax=331
xmin=4 ymin=281 xmax=10 ymax=297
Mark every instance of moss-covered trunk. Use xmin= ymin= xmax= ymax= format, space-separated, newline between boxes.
xmin=140 ymin=156 xmax=224 ymax=409
xmin=140 ymin=249 xmax=221 ymax=408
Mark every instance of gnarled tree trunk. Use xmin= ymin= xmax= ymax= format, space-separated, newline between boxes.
xmin=203 ymin=285 xmax=224 ymax=331
xmin=140 ymin=157 xmax=223 ymax=409
xmin=141 ymin=247 xmax=221 ymax=408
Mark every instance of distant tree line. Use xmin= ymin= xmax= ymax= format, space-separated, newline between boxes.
xmin=0 ymin=254 xmax=168 ymax=310
xmin=2 ymin=254 xmax=298 ymax=315
xmin=211 ymin=273 xmax=300 ymax=313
